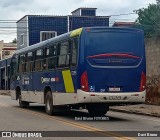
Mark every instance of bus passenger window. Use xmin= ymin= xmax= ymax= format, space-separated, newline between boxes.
xmin=26 ymin=52 xmax=33 ymax=72
xmin=46 ymin=48 xmax=50 ymax=57
xmin=45 ymin=46 xmax=56 ymax=58
xmin=48 ymin=58 xmax=56 ymax=69
xmin=19 ymin=54 xmax=26 ymax=73
xmin=35 ymin=49 xmax=44 ymax=71
xmin=57 ymin=41 xmax=70 ymax=68
xmin=71 ymin=38 xmax=78 ymax=67
xmin=10 ymin=56 xmax=18 ymax=76
xmin=45 ymin=45 xmax=56 ymax=70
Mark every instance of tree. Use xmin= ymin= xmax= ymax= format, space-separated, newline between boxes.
xmin=157 ymin=0 xmax=160 ymax=5
xmin=12 ymin=38 xmax=17 ymax=43
xmin=135 ymin=2 xmax=160 ymax=37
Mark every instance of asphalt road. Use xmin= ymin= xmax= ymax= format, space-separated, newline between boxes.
xmin=0 ymin=95 xmax=160 ymax=140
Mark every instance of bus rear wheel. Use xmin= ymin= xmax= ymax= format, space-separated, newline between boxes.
xmin=87 ymin=104 xmax=109 ymax=116
xmin=45 ymin=91 xmax=54 ymax=115
xmin=19 ymin=94 xmax=29 ymax=108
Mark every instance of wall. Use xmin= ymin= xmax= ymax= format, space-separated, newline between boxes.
xmin=0 ymin=41 xmax=4 ymax=59
xmin=17 ymin=16 xmax=28 ymax=49
xmin=0 ymin=41 xmax=17 ymax=60
xmin=145 ymin=37 xmax=160 ymax=105
xmin=28 ymin=16 xmax=68 ymax=46
xmin=69 ymin=16 xmax=109 ymax=31
xmin=81 ymin=9 xmax=96 ymax=16
xmin=2 ymin=43 xmax=17 ymax=59
xmin=17 ymin=15 xmax=109 ymax=49
xmin=72 ymin=10 xmax=81 ymax=16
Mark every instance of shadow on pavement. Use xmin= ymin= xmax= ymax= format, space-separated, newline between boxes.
xmin=13 ymin=104 xmax=128 ymax=122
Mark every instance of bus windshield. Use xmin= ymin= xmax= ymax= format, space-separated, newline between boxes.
xmin=86 ymin=30 xmax=143 ymax=67
xmin=84 ymin=29 xmax=145 ymax=93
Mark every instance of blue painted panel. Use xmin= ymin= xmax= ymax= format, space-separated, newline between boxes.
xmin=0 ymin=59 xmax=7 ymax=67
xmin=32 ymin=70 xmax=56 ymax=92
xmin=69 ymin=17 xmax=109 ymax=31
xmin=80 ymin=28 xmax=146 ymax=92
xmin=7 ymin=58 xmax=11 ymax=65
xmin=55 ymin=68 xmax=77 ymax=93
xmin=81 ymin=9 xmax=96 ymax=16
xmin=20 ymin=73 xmax=32 ymax=91
xmin=55 ymin=69 xmax=65 ymax=93
xmin=28 ymin=16 xmax=68 ymax=46
xmin=27 ymin=15 xmax=109 ymax=46
xmin=70 ymin=68 xmax=77 ymax=93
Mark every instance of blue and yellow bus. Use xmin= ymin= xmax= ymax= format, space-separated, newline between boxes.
xmin=10 ymin=27 xmax=146 ymax=116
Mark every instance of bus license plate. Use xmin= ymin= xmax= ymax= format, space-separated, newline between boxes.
xmin=109 ymin=87 xmax=120 ymax=92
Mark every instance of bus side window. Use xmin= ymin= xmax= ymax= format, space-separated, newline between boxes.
xmin=57 ymin=41 xmax=71 ymax=68
xmin=35 ymin=49 xmax=44 ymax=71
xmin=45 ymin=45 xmax=56 ymax=70
xmin=10 ymin=56 xmax=18 ymax=77
xmin=17 ymin=55 xmax=19 ymax=73
xmin=19 ymin=54 xmax=26 ymax=73
xmin=26 ymin=52 xmax=33 ymax=72
xmin=71 ymin=37 xmax=78 ymax=67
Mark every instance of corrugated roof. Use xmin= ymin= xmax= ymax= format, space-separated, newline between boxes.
xmin=16 ymin=15 xmax=67 ymax=23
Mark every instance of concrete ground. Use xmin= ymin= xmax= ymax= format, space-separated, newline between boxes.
xmin=0 ymin=90 xmax=10 ymax=96
xmin=1 ymin=95 xmax=160 ymax=140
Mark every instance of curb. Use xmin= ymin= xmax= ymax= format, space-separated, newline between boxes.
xmin=0 ymin=93 xmax=10 ymax=96
xmin=110 ymin=108 xmax=160 ymax=118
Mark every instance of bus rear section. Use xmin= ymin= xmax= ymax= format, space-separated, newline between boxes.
xmin=77 ymin=28 xmax=146 ymax=115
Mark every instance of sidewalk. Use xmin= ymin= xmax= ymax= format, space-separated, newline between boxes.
xmin=0 ymin=90 xmax=10 ymax=96
xmin=110 ymin=104 xmax=160 ymax=117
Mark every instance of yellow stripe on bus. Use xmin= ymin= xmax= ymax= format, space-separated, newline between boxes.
xmin=62 ymin=70 xmax=74 ymax=93
xmin=70 ymin=28 xmax=83 ymax=37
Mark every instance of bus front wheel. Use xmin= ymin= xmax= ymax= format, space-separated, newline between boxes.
xmin=87 ymin=104 xmax=109 ymax=116
xmin=45 ymin=91 xmax=54 ymax=115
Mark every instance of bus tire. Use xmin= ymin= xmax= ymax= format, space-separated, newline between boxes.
xmin=87 ymin=104 xmax=109 ymax=116
xmin=45 ymin=91 xmax=54 ymax=115
xmin=19 ymin=94 xmax=29 ymax=108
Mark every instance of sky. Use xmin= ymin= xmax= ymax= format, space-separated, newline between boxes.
xmin=0 ymin=0 xmax=156 ymax=43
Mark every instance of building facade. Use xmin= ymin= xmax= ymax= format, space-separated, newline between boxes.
xmin=17 ymin=8 xmax=110 ymax=49
xmin=112 ymin=22 xmax=135 ymax=27
xmin=0 ymin=40 xmax=16 ymax=90
xmin=0 ymin=40 xmax=17 ymax=60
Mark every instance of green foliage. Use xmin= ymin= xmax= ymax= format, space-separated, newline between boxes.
xmin=157 ymin=0 xmax=160 ymax=5
xmin=12 ymin=38 xmax=17 ymax=43
xmin=135 ymin=3 xmax=160 ymax=38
